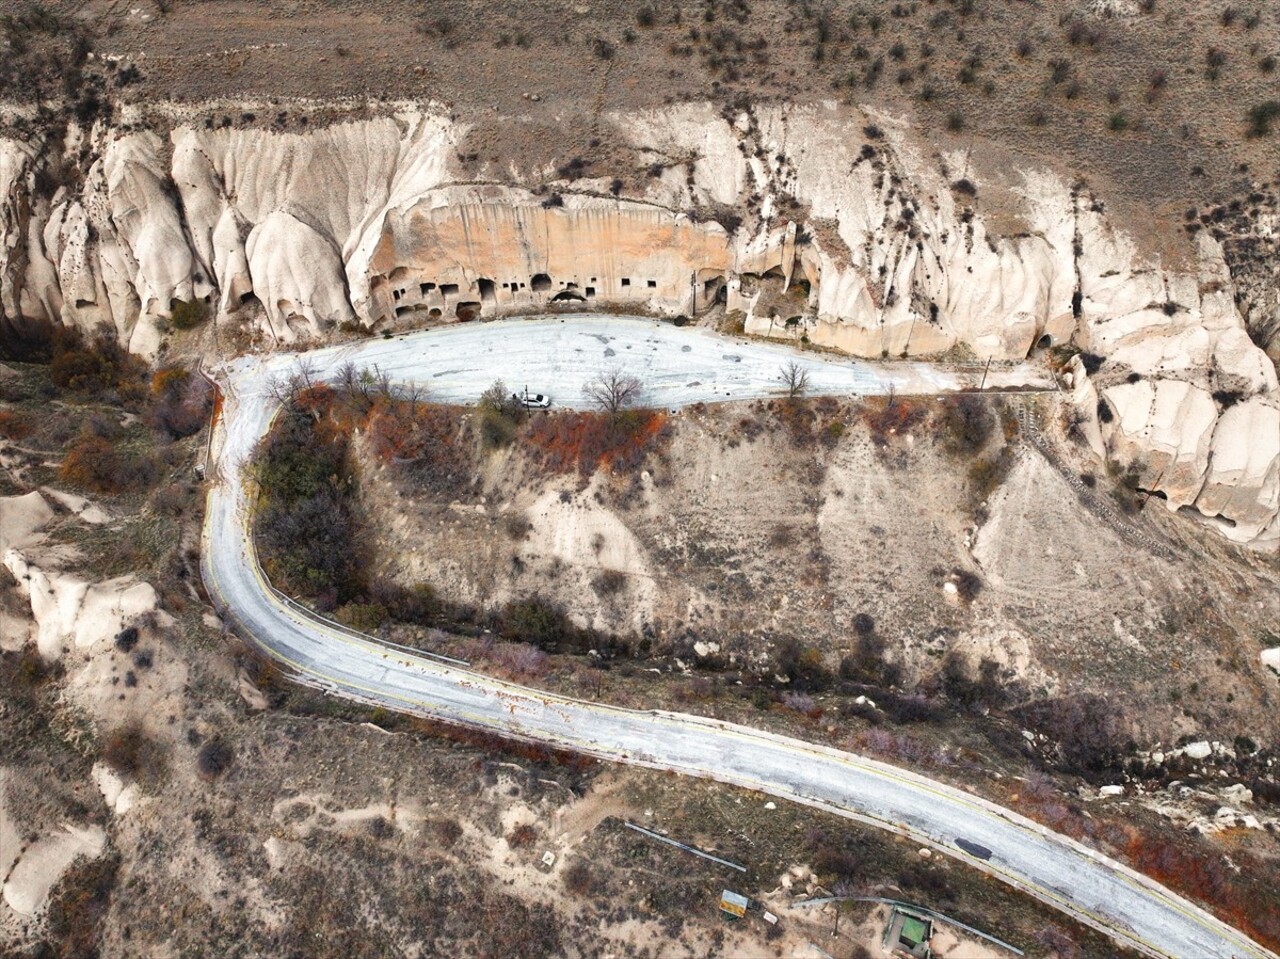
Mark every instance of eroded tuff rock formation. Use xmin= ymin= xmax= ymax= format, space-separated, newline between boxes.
xmin=0 ymin=102 xmax=1276 ymax=546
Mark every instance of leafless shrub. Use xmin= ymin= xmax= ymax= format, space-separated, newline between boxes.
xmin=951 ymin=569 xmax=983 ymax=602
xmin=429 ymin=818 xmax=463 ymax=847
xmin=768 ymin=524 xmax=794 ymax=549
xmin=937 ymin=394 xmax=994 ymax=456
xmin=563 ymin=860 xmax=594 ymax=895
xmin=490 ymin=642 xmax=550 ymax=678
xmin=504 ymin=513 xmax=532 ymax=540
xmin=196 ymin=738 xmax=234 ymax=780
xmin=782 ymin=690 xmax=819 ymax=717
xmin=591 ymin=569 xmax=627 ymax=596
xmin=150 ymin=482 xmax=193 ymax=518
xmin=101 ymin=723 xmax=166 ymax=782
xmin=1017 ymin=694 xmax=1129 ymax=776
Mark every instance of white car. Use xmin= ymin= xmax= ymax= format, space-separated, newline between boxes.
xmin=513 ymin=390 xmax=552 ymax=409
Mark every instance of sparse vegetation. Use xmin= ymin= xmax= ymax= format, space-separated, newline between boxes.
xmin=44 ymin=854 xmax=120 ymax=959
xmin=0 ymin=6 xmax=1277 ymax=957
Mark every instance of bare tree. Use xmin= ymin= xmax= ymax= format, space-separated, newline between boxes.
xmin=782 ymin=360 xmax=810 ymax=398
xmin=267 ymin=359 xmax=320 ymax=414
xmin=335 ymin=360 xmax=372 ymax=413
xmin=582 ymin=368 xmax=643 ymax=420
xmin=369 ymin=364 xmax=395 ymax=404
xmin=399 ymin=381 xmax=426 ymax=415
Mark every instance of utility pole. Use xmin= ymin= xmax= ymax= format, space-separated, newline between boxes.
xmin=979 ymin=355 xmax=992 ymax=391
xmin=691 ymin=271 xmax=697 ymax=315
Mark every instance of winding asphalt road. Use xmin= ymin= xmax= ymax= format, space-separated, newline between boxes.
xmin=201 ymin=316 xmax=1272 ymax=959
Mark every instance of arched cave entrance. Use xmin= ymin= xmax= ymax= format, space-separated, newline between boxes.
xmin=702 ymin=276 xmax=727 ymax=307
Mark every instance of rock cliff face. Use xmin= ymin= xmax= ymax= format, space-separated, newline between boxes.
xmin=0 ymin=102 xmax=1276 ymax=546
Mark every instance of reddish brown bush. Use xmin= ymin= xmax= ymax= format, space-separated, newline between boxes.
xmin=148 ymin=366 xmax=212 ymax=439
xmin=507 ymin=823 xmax=538 ymax=848
xmin=59 ymin=435 xmax=123 ymax=492
xmin=0 ymin=409 xmax=34 ymax=439
xmin=59 ymin=434 xmax=161 ymax=494
xmin=520 ymin=409 xmax=668 ymax=476
xmin=1121 ymin=830 xmax=1280 ymax=951
xmin=101 ymin=723 xmax=166 ymax=782
xmin=860 ymin=396 xmax=928 ymax=443
xmin=366 ymin=401 xmax=471 ymax=493
xmin=562 ymin=860 xmax=594 ymax=895
xmin=49 ymin=328 xmax=148 ymax=405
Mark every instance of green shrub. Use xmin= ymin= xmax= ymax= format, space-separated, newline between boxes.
xmin=252 ymin=394 xmax=366 ymax=604
xmin=335 ymin=602 xmax=389 ymax=631
xmin=1246 ymin=100 xmax=1280 ymax=137
xmin=169 ymin=299 xmax=209 ymax=330
xmin=477 ymin=379 xmax=524 ymax=450
xmin=499 ymin=596 xmax=574 ymax=648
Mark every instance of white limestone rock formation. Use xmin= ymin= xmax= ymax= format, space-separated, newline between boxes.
xmin=1 ymin=823 xmax=107 ymax=916
xmin=1194 ymin=398 xmax=1280 ymax=543
xmin=2 ymin=549 xmax=160 ymax=661
xmin=0 ymin=101 xmax=1276 ymax=545
xmin=1098 ymin=379 xmax=1219 ymax=510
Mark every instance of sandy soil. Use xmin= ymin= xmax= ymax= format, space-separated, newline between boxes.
xmin=361 ymin=393 xmax=1280 ymax=745
xmin=28 ymin=0 xmax=1272 ymax=235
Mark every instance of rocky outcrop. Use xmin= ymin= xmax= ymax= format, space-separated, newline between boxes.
xmin=3 ymin=549 xmax=160 ymax=661
xmin=0 ymin=102 xmax=1276 ymax=545
xmin=363 ymin=185 xmax=733 ymax=325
